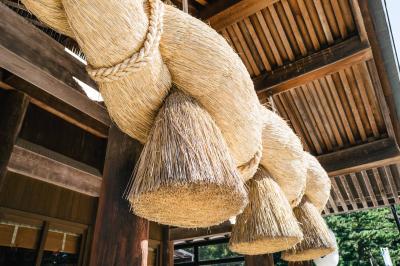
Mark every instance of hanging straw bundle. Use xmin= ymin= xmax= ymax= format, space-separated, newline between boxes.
xmin=21 ymin=0 xmax=263 ymax=227
xmin=281 ymin=197 xmax=336 ymax=261
xmin=229 ymin=166 xmax=303 ymax=255
xmin=21 ymin=0 xmax=263 ymax=181
xmin=126 ymin=89 xmax=248 ymax=227
xmin=260 ymin=106 xmax=306 ymax=206
xmin=303 ymin=152 xmax=331 ymax=212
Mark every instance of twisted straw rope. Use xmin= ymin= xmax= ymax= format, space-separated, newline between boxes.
xmin=237 ymin=144 xmax=262 ymax=175
xmin=87 ymin=0 xmax=164 ymax=82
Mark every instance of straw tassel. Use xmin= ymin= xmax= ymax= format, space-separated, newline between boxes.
xmin=126 ymin=89 xmax=248 ymax=227
xmin=229 ymin=166 xmax=303 ymax=254
xmin=281 ymin=197 xmax=336 ymax=261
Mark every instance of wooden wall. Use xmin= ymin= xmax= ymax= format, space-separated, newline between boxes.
xmin=0 ymin=172 xmax=98 ymax=225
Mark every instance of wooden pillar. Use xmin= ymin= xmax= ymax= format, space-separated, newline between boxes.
xmin=245 ymin=254 xmax=274 ymax=266
xmin=0 ymin=89 xmax=29 ymax=191
xmin=161 ymin=226 xmax=174 ymax=266
xmin=89 ymin=125 xmax=149 ymax=266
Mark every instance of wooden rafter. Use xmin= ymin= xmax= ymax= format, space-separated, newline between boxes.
xmin=7 ymin=139 xmax=102 ymax=197
xmin=318 ymin=138 xmax=400 ymax=176
xmin=254 ymin=36 xmax=373 ymax=95
xmin=206 ymin=0 xmax=279 ymax=31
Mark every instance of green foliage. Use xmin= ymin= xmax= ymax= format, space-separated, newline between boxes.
xmin=325 ymin=206 xmax=400 ymax=266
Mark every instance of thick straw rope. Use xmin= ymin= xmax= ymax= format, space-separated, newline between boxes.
xmin=237 ymin=144 xmax=262 ymax=180
xmin=86 ymin=0 xmax=164 ymax=82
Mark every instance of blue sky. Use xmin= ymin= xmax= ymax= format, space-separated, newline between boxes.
xmin=386 ymin=0 xmax=400 ymax=68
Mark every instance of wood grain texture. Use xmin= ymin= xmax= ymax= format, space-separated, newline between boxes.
xmin=7 ymin=139 xmax=102 ymax=197
xmin=0 ymin=89 xmax=28 ymax=191
xmin=254 ymin=37 xmax=372 ymax=94
xmin=90 ymin=125 xmax=149 ymax=266
xmin=0 ymin=3 xmax=110 ymax=132
xmin=208 ymin=0 xmax=279 ymax=31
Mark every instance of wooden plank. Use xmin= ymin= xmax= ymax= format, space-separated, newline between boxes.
xmin=267 ymin=4 xmax=295 ymax=61
xmin=0 ymin=3 xmax=111 ymax=132
xmin=361 ymin=170 xmax=378 ymax=207
xmin=170 ymin=221 xmax=232 ymax=241
xmin=372 ymin=168 xmax=389 ymax=205
xmin=338 ymin=68 xmax=367 ymax=141
xmin=317 ymin=138 xmax=400 ymax=176
xmin=0 ymin=90 xmax=29 ymax=191
xmin=297 ymin=0 xmax=320 ymax=50
xmin=254 ymin=37 xmax=372 ymax=94
xmin=245 ymin=254 xmax=274 ymax=266
xmin=331 ymin=177 xmax=349 ymax=212
xmin=89 ymin=125 xmax=148 ymax=266
xmin=281 ymin=0 xmax=307 ymax=56
xmin=349 ymin=173 xmax=368 ymax=208
xmin=339 ymin=175 xmax=357 ymax=210
xmin=313 ymin=0 xmax=334 ymax=44
xmin=325 ymin=75 xmax=356 ymax=144
xmin=383 ymin=166 xmax=400 ymax=204
xmin=350 ymin=0 xmax=367 ymax=43
xmin=243 ymin=17 xmax=272 ymax=71
xmin=2 ymin=75 xmax=108 ymax=138
xmin=7 ymin=139 xmax=102 ymax=197
xmin=207 ymin=0 xmax=280 ymax=31
xmin=255 ymin=11 xmax=283 ymax=66
xmin=330 ymin=0 xmax=348 ymax=38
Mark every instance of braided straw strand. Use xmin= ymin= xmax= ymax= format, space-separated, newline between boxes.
xmin=87 ymin=0 xmax=164 ymax=82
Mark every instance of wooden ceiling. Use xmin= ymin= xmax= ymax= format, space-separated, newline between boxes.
xmin=1 ymin=0 xmax=399 ymax=221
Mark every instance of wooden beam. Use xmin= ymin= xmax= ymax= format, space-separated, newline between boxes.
xmin=207 ymin=0 xmax=279 ymax=31
xmin=89 ymin=125 xmax=148 ymax=266
xmin=0 ymin=90 xmax=29 ymax=191
xmin=198 ymin=0 xmax=241 ymax=20
xmin=170 ymin=221 xmax=232 ymax=241
xmin=0 ymin=3 xmax=111 ymax=134
xmin=254 ymin=37 xmax=372 ymax=95
xmin=2 ymin=75 xmax=109 ymax=138
xmin=245 ymin=254 xmax=274 ymax=266
xmin=318 ymin=138 xmax=400 ymax=176
xmin=7 ymin=139 xmax=102 ymax=197
xmin=359 ymin=0 xmax=400 ymax=145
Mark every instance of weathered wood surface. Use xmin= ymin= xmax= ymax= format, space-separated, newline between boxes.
xmin=317 ymin=138 xmax=400 ymax=176
xmin=0 ymin=3 xmax=110 ymax=137
xmin=161 ymin=226 xmax=174 ymax=266
xmin=7 ymin=139 xmax=102 ymax=197
xmin=207 ymin=0 xmax=279 ymax=31
xmin=255 ymin=37 xmax=372 ymax=95
xmin=0 ymin=89 xmax=28 ymax=191
xmin=2 ymin=75 xmax=109 ymax=138
xmin=90 ymin=125 xmax=149 ymax=266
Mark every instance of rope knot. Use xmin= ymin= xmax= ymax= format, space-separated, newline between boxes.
xmin=87 ymin=0 xmax=164 ymax=82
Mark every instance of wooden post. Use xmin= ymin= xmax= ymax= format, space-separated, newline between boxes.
xmin=161 ymin=226 xmax=174 ymax=266
xmin=245 ymin=254 xmax=274 ymax=266
xmin=0 ymin=89 xmax=29 ymax=191
xmin=89 ymin=125 xmax=149 ymax=266
xmin=35 ymin=221 xmax=50 ymax=266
